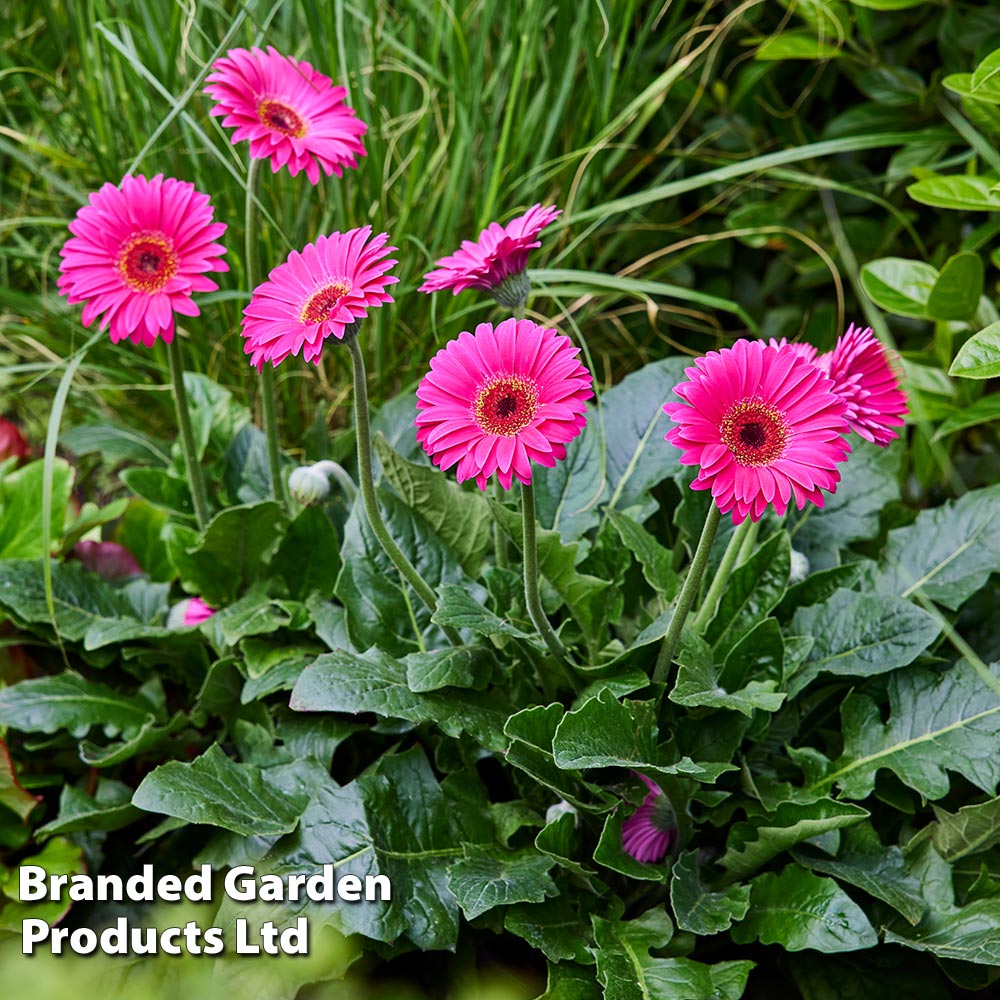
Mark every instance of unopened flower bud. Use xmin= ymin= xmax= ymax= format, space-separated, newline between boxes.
xmin=789 ymin=548 xmax=810 ymax=585
xmin=167 ymin=597 xmax=216 ymax=628
xmin=289 ymin=464 xmax=332 ymax=506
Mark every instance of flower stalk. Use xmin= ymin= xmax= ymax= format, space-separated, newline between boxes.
xmin=653 ymin=503 xmax=721 ymax=684
xmin=165 ymin=336 xmax=210 ymax=529
xmin=690 ymin=515 xmax=754 ymax=635
xmin=244 ymin=158 xmax=286 ymax=504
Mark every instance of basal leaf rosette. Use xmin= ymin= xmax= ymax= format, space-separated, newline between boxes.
xmin=664 ymin=339 xmax=851 ymax=524
xmin=57 ymin=174 xmax=228 ymax=347
xmin=241 ymin=226 xmax=398 ymax=369
xmin=205 ymin=45 xmax=367 ymax=184
xmin=415 ymin=318 xmax=593 ymax=490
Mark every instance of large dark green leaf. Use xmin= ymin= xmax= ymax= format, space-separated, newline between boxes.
xmin=533 ymin=416 xmax=604 ymax=543
xmin=670 ymin=850 xmax=751 ymax=935
xmin=732 ymin=864 xmax=877 ymax=953
xmin=807 ymin=661 xmax=1000 ymax=799
xmin=504 ymin=896 xmax=593 ymax=964
xmin=37 ymin=779 xmax=142 ymax=836
xmin=789 ymin=589 xmax=939 ymax=694
xmin=270 ymin=506 xmax=341 ymax=600
xmin=0 ymin=459 xmax=73 ymax=559
xmin=447 ymin=845 xmax=557 ymax=920
xmin=60 ymin=423 xmax=170 ymax=466
xmin=921 ymin=796 xmax=1000 ymax=862
xmin=608 ymin=509 xmax=678 ymax=601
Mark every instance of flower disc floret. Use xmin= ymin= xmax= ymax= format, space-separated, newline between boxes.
xmin=205 ymin=46 xmax=367 ymax=184
xmin=415 ymin=318 xmax=592 ymax=490
xmin=419 ymin=204 xmax=560 ymax=300
xmin=241 ymin=227 xmax=398 ymax=369
xmin=664 ymin=339 xmax=851 ymax=524
xmin=57 ymin=174 xmax=228 ymax=348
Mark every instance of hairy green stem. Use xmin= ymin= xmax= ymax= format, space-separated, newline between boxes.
xmin=520 ymin=482 xmax=571 ymax=673
xmin=245 ymin=158 xmax=286 ymax=504
xmin=690 ymin=515 xmax=753 ymax=635
xmin=348 ymin=336 xmax=458 ymax=643
xmin=166 ymin=336 xmax=210 ymax=529
xmin=653 ymin=504 xmax=721 ymax=684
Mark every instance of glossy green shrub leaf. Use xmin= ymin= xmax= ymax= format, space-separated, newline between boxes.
xmin=949 ymin=322 xmax=1000 ymax=379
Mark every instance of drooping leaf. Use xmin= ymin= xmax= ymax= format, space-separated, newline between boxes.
xmin=923 ymin=796 xmax=1000 ymax=862
xmin=607 ymin=509 xmax=678 ymax=601
xmin=732 ymin=864 xmax=878 ymax=953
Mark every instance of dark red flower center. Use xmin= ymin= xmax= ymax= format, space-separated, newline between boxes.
xmin=474 ymin=374 xmax=539 ymax=436
xmin=300 ymin=280 xmax=352 ymax=324
xmin=116 ymin=231 xmax=178 ymax=293
xmin=257 ymin=99 xmax=307 ymax=138
xmin=720 ymin=396 xmax=789 ymax=467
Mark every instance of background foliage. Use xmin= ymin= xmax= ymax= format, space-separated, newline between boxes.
xmin=3 ymin=0 xmax=1000 ymax=997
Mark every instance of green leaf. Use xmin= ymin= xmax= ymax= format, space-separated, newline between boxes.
xmin=536 ymin=962 xmax=601 ymax=1000
xmin=270 ymin=506 xmax=341 ymax=600
xmin=120 ymin=467 xmax=195 ymax=518
xmin=0 ymin=672 xmax=155 ymax=739
xmin=183 ymin=372 xmax=250 ymax=461
xmin=447 ymin=846 xmax=557 ymax=920
xmin=0 ymin=837 xmax=86 ymax=930
xmin=871 ymin=485 xmax=1000 ymax=608
xmin=926 ymin=252 xmax=984 ymax=321
xmin=670 ymin=850 xmax=751 ymax=935
xmin=789 ymin=589 xmax=939 ymax=693
xmin=943 ymin=71 xmax=1000 ymax=108
xmin=972 ymin=46 xmax=1000 ymax=91
xmin=732 ymin=864 xmax=877 ymax=953
xmin=60 ymin=423 xmax=170 ymax=466
xmin=704 ymin=532 xmax=789 ymax=656
xmin=924 ymin=796 xmax=1000 ymax=862
xmin=37 ymin=779 xmax=142 ymax=836
xmin=720 ymin=800 xmax=869 ymax=879
xmin=290 ymin=647 xmax=508 ymax=751
xmin=593 ymin=910 xmax=755 ymax=1000
xmin=604 ymin=357 xmax=689 ymax=516
xmin=860 ymin=257 xmax=937 ymax=317
xmin=813 ymin=661 xmax=1000 ymax=799
xmin=374 ymin=433 xmax=492 ymax=576
xmin=756 ymin=30 xmax=842 ymax=61
xmin=593 ymin=805 xmax=670 ymax=882
xmin=432 ymin=583 xmax=539 ymax=645
xmin=907 ymin=176 xmax=1000 ymax=212
xmin=949 ymin=322 xmax=1000 ymax=380
xmin=0 ymin=459 xmax=73 ymax=559
xmin=533 ymin=417 xmax=603 ymax=543
xmin=115 ymin=500 xmax=173 ymax=581
xmin=169 ymin=501 xmax=290 ymax=607
xmin=405 ymin=646 xmax=491 ymax=692
xmin=0 ymin=738 xmax=37 ymax=820
xmin=552 ymin=689 xmax=736 ymax=782
xmin=934 ymin=394 xmax=1000 ymax=440
xmin=608 ymin=509 xmax=678 ymax=600
xmin=505 ymin=897 xmax=592 ymax=964
xmin=132 ymin=744 xmax=310 ymax=836
xmin=848 ymin=0 xmax=927 ymax=9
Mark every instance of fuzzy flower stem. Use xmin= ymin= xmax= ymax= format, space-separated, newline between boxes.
xmin=166 ymin=336 xmax=210 ymax=529
xmin=520 ymin=482 xmax=572 ymax=674
xmin=690 ymin=515 xmax=755 ymax=636
xmin=245 ymin=159 xmax=286 ymax=504
xmin=653 ymin=504 xmax=721 ymax=685
xmin=493 ymin=479 xmax=509 ymax=569
xmin=348 ymin=336 xmax=459 ymax=644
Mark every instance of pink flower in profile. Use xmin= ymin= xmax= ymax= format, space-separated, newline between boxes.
xmin=419 ymin=204 xmax=561 ymax=308
xmin=241 ymin=227 xmax=398 ymax=369
xmin=416 ymin=318 xmax=592 ymax=490
xmin=0 ymin=417 xmax=29 ymax=464
xmin=664 ymin=339 xmax=851 ymax=524
xmin=205 ymin=46 xmax=367 ymax=185
xmin=621 ymin=773 xmax=675 ymax=865
xmin=167 ymin=597 xmax=216 ymax=629
xmin=57 ymin=175 xmax=228 ymax=347
xmin=818 ymin=323 xmax=907 ymax=446
xmin=72 ymin=541 xmax=143 ymax=581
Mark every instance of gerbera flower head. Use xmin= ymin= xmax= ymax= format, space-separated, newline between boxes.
xmin=0 ymin=417 xmax=29 ymax=464
xmin=167 ymin=597 xmax=216 ymax=629
xmin=664 ymin=339 xmax=851 ymax=525
xmin=205 ymin=46 xmax=367 ymax=185
xmin=415 ymin=318 xmax=592 ymax=490
xmin=419 ymin=204 xmax=561 ymax=308
xmin=817 ymin=323 xmax=907 ymax=446
xmin=241 ymin=226 xmax=398 ymax=369
xmin=72 ymin=541 xmax=143 ymax=581
xmin=764 ymin=336 xmax=818 ymax=364
xmin=57 ymin=174 xmax=228 ymax=348
xmin=621 ymin=773 xmax=675 ymax=864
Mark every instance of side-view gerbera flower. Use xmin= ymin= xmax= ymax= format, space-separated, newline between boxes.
xmin=419 ymin=204 xmax=561 ymax=308
xmin=57 ymin=174 xmax=228 ymax=348
xmin=415 ymin=318 xmax=592 ymax=490
xmin=818 ymin=323 xmax=908 ymax=446
xmin=71 ymin=541 xmax=143 ymax=581
xmin=205 ymin=46 xmax=367 ymax=185
xmin=166 ymin=597 xmax=216 ymax=629
xmin=241 ymin=227 xmax=398 ymax=369
xmin=621 ymin=773 xmax=675 ymax=864
xmin=664 ymin=339 xmax=851 ymax=524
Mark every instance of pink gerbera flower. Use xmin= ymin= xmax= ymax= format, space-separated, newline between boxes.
xmin=415 ymin=318 xmax=592 ymax=490
xmin=57 ymin=174 xmax=228 ymax=347
xmin=71 ymin=541 xmax=143 ymax=581
xmin=241 ymin=227 xmax=398 ymax=369
xmin=765 ymin=336 xmax=818 ymax=363
xmin=664 ymin=339 xmax=851 ymax=524
xmin=818 ymin=323 xmax=908 ymax=446
xmin=167 ymin=597 xmax=216 ymax=628
xmin=0 ymin=417 xmax=29 ymax=464
xmin=205 ymin=46 xmax=367 ymax=185
xmin=621 ymin=773 xmax=675 ymax=865
xmin=419 ymin=204 xmax=561 ymax=308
